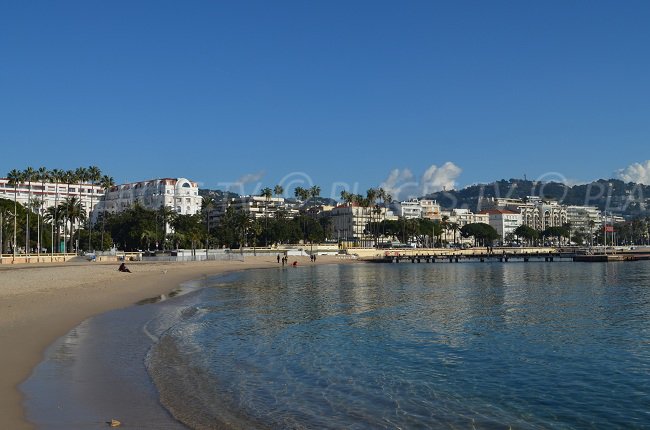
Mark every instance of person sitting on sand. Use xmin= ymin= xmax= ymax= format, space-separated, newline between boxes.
xmin=118 ymin=262 xmax=131 ymax=273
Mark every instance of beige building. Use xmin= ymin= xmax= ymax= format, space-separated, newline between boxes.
xmin=329 ymin=203 xmax=391 ymax=245
xmin=420 ymin=199 xmax=442 ymax=220
xmin=478 ymin=209 xmax=523 ymax=243
xmin=479 ymin=196 xmax=568 ymax=231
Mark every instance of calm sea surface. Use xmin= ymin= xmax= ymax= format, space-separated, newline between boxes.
xmin=145 ymin=262 xmax=650 ymax=429
xmin=23 ymin=262 xmax=650 ymax=429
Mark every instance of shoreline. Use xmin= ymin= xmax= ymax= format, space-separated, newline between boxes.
xmin=0 ymin=255 xmax=350 ymax=429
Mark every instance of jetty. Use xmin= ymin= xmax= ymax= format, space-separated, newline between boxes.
xmin=349 ymin=246 xmax=650 ymax=264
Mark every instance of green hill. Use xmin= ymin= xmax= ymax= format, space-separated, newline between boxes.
xmin=424 ymin=178 xmax=650 ymax=218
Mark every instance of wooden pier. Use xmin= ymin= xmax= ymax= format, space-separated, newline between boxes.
xmin=374 ymin=249 xmax=572 ymax=264
xmin=573 ymin=254 xmax=650 ymax=262
xmin=364 ymin=247 xmax=650 ymax=264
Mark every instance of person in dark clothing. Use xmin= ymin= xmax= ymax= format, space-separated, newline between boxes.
xmin=118 ymin=262 xmax=131 ymax=273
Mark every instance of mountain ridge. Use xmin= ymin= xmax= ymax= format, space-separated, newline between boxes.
xmin=424 ymin=178 xmax=650 ymax=217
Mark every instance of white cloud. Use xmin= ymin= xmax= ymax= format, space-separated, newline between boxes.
xmin=617 ymin=160 xmax=650 ymax=184
xmin=421 ymin=162 xmax=462 ymax=195
xmin=236 ymin=170 xmax=265 ymax=185
xmin=380 ymin=162 xmax=462 ymax=201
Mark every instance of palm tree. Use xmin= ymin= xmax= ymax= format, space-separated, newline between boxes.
xmin=44 ymin=207 xmax=64 ymax=245
xmin=383 ymin=192 xmax=392 ymax=242
xmin=60 ymin=197 xmax=86 ymax=252
xmin=259 ymin=187 xmax=273 ymax=246
xmin=36 ymin=167 xmax=49 ymax=255
xmin=86 ymin=165 xmax=102 ymax=251
xmin=440 ymin=215 xmax=450 ymax=246
xmin=23 ymin=167 xmax=35 ymax=254
xmin=273 ymin=184 xmax=284 ymax=199
xmin=449 ymin=222 xmax=460 ymax=245
xmin=588 ymin=219 xmax=596 ymax=248
xmin=158 ymin=205 xmax=175 ymax=250
xmin=6 ymin=169 xmax=22 ymax=259
xmin=201 ymin=195 xmax=216 ymax=250
xmin=99 ymin=175 xmax=115 ymax=251
xmin=74 ymin=167 xmax=88 ymax=250
xmin=294 ymin=186 xmax=310 ymax=204
xmin=141 ymin=229 xmax=157 ymax=251
xmin=49 ymin=168 xmax=64 ymax=253
xmin=61 ymin=170 xmax=76 ymax=252
xmin=366 ymin=188 xmax=377 ymax=244
xmin=339 ymin=191 xmax=355 ymax=243
xmin=29 ymin=197 xmax=43 ymax=255
xmin=293 ymin=187 xmax=311 ymax=242
xmin=309 ymin=185 xmax=321 ymax=203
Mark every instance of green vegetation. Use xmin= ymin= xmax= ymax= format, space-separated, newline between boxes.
xmin=460 ymin=223 xmax=499 ymax=246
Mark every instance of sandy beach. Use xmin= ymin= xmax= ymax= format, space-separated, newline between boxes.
xmin=0 ymin=255 xmax=347 ymax=429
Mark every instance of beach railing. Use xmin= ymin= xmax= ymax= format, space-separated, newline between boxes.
xmin=141 ymin=253 xmax=245 ymax=262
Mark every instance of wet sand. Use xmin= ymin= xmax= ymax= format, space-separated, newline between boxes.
xmin=0 ymin=255 xmax=347 ymax=429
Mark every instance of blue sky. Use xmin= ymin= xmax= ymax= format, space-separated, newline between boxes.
xmin=2 ymin=1 xmax=650 ymax=200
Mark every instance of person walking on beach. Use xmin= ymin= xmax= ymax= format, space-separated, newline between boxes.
xmin=277 ymin=254 xmax=281 ymax=264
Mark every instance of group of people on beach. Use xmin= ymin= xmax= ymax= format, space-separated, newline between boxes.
xmin=277 ymin=254 xmax=300 ymax=267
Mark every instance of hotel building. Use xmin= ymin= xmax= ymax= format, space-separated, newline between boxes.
xmin=98 ymin=178 xmax=202 ymax=217
xmin=0 ymin=177 xmax=104 ymax=216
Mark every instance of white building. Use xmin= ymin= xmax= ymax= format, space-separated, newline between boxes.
xmin=395 ymin=198 xmax=423 ymax=219
xmin=98 ymin=178 xmax=201 ymax=217
xmin=441 ymin=208 xmax=489 ymax=243
xmin=209 ymin=195 xmax=299 ymax=223
xmin=565 ymin=205 xmax=602 ymax=234
xmin=0 ymin=177 xmax=104 ymax=216
xmin=479 ymin=209 xmax=523 ymax=243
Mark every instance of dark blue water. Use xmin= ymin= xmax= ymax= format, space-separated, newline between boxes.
xmin=146 ymin=262 xmax=650 ymax=429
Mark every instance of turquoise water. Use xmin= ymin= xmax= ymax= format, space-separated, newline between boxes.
xmin=146 ymin=262 xmax=650 ymax=429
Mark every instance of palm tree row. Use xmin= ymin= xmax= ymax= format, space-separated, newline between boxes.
xmin=4 ymin=166 xmax=109 ymax=255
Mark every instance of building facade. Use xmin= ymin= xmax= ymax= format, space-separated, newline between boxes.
xmin=565 ymin=205 xmax=602 ymax=235
xmin=0 ymin=177 xmax=104 ymax=216
xmin=420 ymin=199 xmax=442 ymax=220
xmin=98 ymin=178 xmax=201 ymax=217
xmin=329 ymin=203 xmax=390 ymax=244
xmin=395 ymin=199 xmax=423 ymax=219
xmin=441 ymin=208 xmax=490 ymax=243
xmin=479 ymin=209 xmax=523 ymax=242
xmin=479 ymin=196 xmax=568 ymax=231
xmin=209 ymin=195 xmax=299 ymax=223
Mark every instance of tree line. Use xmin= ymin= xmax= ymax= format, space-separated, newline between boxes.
xmin=2 ymin=166 xmax=114 ymax=254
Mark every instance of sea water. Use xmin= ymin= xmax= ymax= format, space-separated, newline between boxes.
xmin=24 ymin=262 xmax=650 ymax=429
xmin=145 ymin=262 xmax=650 ymax=429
